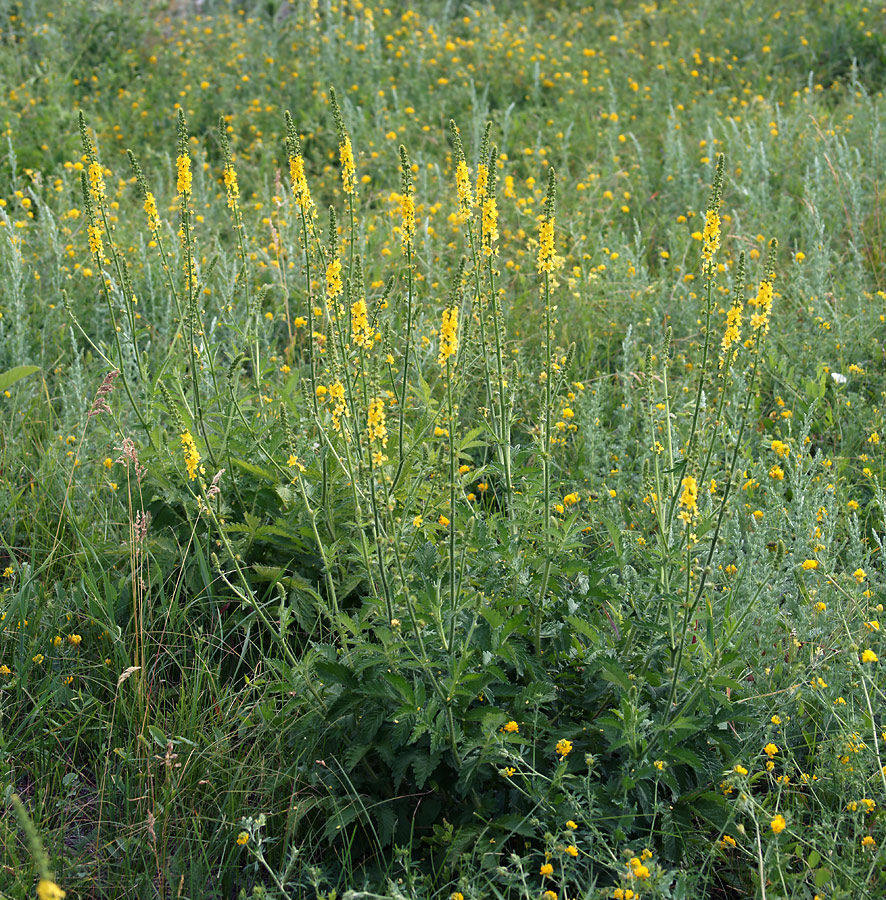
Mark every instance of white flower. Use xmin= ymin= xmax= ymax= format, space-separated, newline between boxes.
xmin=830 ymin=372 xmax=847 ymax=385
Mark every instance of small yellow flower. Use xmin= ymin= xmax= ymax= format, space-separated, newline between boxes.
xmin=853 ymin=568 xmax=867 ymax=583
xmin=862 ymin=835 xmax=876 ymax=848
xmin=862 ymin=649 xmax=878 ymax=663
xmin=502 ymin=720 xmax=519 ymax=733
xmin=770 ymin=814 xmax=786 ymax=834
xmin=236 ymin=830 xmax=249 ymax=846
xmin=540 ymin=862 xmax=554 ymax=876
xmin=763 ymin=742 xmax=779 ymax=759
xmin=566 ymin=820 xmax=578 ymax=830
xmin=564 ymin=845 xmax=578 ymax=857
xmin=37 ymin=880 xmax=66 ymax=900
xmin=801 ymin=559 xmax=819 ymax=570
xmin=555 ymin=738 xmax=573 ymax=758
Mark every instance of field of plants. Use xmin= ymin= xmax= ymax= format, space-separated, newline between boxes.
xmin=1 ymin=1 xmax=886 ymax=897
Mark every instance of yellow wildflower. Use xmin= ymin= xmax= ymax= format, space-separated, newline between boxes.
xmin=438 ymin=306 xmax=459 ymax=369
xmin=350 ymin=297 xmax=373 ymax=350
xmin=176 ymin=152 xmax=192 ymax=196
xmin=678 ymin=475 xmax=698 ymax=523
xmin=701 ymin=208 xmax=721 ymax=270
xmin=87 ymin=224 xmax=103 ymax=258
xmin=144 ymin=192 xmax=160 ymax=232
xmin=180 ymin=430 xmax=200 ymax=480
xmin=37 ymin=881 xmax=66 ymax=900
xmin=339 ymin=136 xmax=356 ymax=196
xmin=223 ymin=163 xmax=240 ymax=210
xmin=367 ymin=397 xmax=388 ymax=447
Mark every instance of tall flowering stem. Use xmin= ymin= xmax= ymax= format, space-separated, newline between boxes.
xmin=218 ymin=118 xmax=259 ymax=392
xmin=127 ymin=149 xmax=183 ymax=325
xmin=284 ymin=111 xmax=319 ymax=415
xmin=78 ymin=113 xmax=154 ymax=439
xmin=483 ymin=144 xmax=513 ymax=516
xmin=536 ymin=168 xmax=557 ymax=653
xmin=699 ymin=251 xmax=746 ymax=488
xmin=680 ymin=154 xmax=724 ymax=487
xmin=439 ymin=274 xmax=461 ymax=653
xmin=393 ymin=145 xmax=416 ymax=487
xmin=77 ymin=168 xmax=153 ymax=447
xmin=665 ymin=242 xmax=778 ymax=718
xmin=175 ymin=110 xmax=212 ymax=464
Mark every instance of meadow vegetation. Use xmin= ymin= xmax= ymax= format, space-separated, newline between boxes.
xmin=1 ymin=1 xmax=886 ymax=897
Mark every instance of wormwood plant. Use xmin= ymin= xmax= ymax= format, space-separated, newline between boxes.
xmin=32 ymin=91 xmax=799 ymax=897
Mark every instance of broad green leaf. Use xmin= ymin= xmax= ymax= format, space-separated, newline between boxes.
xmin=0 ymin=365 xmax=39 ymax=393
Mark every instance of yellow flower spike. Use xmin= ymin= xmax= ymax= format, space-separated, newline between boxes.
xmin=350 ymin=296 xmax=373 ymax=350
xmin=284 ymin=111 xmax=315 ymax=220
xmin=398 ymin=145 xmax=415 ymax=253
xmin=326 ymin=257 xmax=343 ymax=305
xmin=367 ymin=397 xmax=388 ymax=448
xmin=438 ymin=306 xmax=459 ymax=370
xmin=330 ymin=86 xmax=357 ymax=197
xmin=176 ymin=152 xmax=192 ymax=197
xmin=180 ymin=430 xmax=201 ymax=480
xmin=678 ymin=475 xmax=698 ymax=523
xmin=222 ymin=163 xmax=240 ymax=210
xmin=449 ymin=119 xmax=473 ymax=219
xmin=143 ymin=191 xmax=160 ymax=232
xmin=87 ymin=224 xmax=103 ymax=258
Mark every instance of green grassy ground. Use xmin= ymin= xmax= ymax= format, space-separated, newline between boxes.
xmin=1 ymin=1 xmax=886 ymax=897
